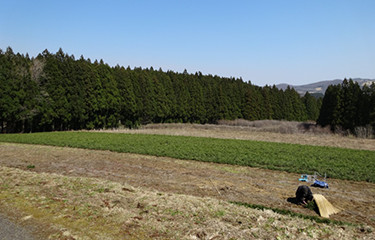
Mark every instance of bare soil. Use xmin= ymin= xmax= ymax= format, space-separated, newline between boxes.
xmin=1 ymin=142 xmax=374 ymax=229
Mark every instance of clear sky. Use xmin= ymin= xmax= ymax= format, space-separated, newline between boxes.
xmin=1 ymin=0 xmax=374 ymax=86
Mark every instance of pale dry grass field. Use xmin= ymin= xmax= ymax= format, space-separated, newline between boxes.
xmin=98 ymin=122 xmax=375 ymax=151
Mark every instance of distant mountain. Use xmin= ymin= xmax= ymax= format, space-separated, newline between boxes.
xmin=276 ymin=78 xmax=375 ymax=96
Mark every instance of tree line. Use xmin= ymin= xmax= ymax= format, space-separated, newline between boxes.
xmin=317 ymin=79 xmax=375 ymax=136
xmin=1 ymin=47 xmax=322 ymax=133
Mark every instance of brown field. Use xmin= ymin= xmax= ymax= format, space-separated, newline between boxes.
xmin=1 ymin=124 xmax=375 ymax=239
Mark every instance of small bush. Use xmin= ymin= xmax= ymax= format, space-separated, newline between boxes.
xmin=304 ymin=200 xmax=318 ymax=212
xmin=354 ymin=125 xmax=374 ymax=139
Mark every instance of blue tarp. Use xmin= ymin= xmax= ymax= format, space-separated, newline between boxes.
xmin=311 ymin=180 xmax=329 ymax=188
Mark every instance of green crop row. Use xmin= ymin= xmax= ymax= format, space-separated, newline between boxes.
xmin=0 ymin=132 xmax=374 ymax=182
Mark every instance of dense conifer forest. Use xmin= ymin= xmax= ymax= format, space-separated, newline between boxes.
xmin=317 ymin=79 xmax=375 ymax=135
xmin=1 ymin=47 xmax=373 ymax=136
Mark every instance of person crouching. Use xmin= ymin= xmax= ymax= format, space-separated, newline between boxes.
xmin=296 ymin=185 xmax=313 ymax=205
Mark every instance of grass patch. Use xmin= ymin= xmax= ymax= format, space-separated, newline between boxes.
xmin=0 ymin=132 xmax=374 ymax=182
xmin=304 ymin=200 xmax=318 ymax=212
xmin=0 ymin=166 xmax=154 ymax=239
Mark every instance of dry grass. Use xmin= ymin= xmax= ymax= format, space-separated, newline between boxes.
xmin=0 ymin=166 xmax=372 ymax=239
xmin=217 ymin=119 xmax=322 ymax=134
xmin=97 ymin=122 xmax=375 ymax=151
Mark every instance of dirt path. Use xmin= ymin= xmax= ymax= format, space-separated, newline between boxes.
xmin=0 ymin=213 xmax=37 ymax=240
xmin=1 ymin=143 xmax=374 ymax=228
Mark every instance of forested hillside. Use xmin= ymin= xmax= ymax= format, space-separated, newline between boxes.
xmin=1 ymin=47 xmax=321 ymax=133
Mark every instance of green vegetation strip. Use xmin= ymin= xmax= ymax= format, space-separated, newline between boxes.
xmin=0 ymin=132 xmax=374 ymax=182
xmin=231 ymin=202 xmax=354 ymax=227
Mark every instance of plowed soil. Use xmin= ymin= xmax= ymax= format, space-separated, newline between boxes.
xmin=1 ymin=141 xmax=374 ymax=228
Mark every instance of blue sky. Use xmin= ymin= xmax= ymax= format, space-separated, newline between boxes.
xmin=1 ymin=0 xmax=374 ymax=86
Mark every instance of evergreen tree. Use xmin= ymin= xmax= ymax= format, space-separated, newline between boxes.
xmin=171 ymin=71 xmax=191 ymax=122
xmin=243 ymin=85 xmax=263 ymax=120
xmin=302 ymin=92 xmax=320 ymax=121
xmin=340 ymin=79 xmax=362 ymax=133
xmin=317 ymin=84 xmax=342 ymax=130
xmin=187 ymin=74 xmax=206 ymax=123
xmin=269 ymin=85 xmax=283 ymax=120
xmin=113 ymin=66 xmax=137 ymax=127
xmin=95 ymin=60 xmax=121 ymax=128
xmin=260 ymin=86 xmax=274 ymax=119
xmin=0 ymin=47 xmax=20 ymax=132
xmin=369 ymin=84 xmax=375 ymax=131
